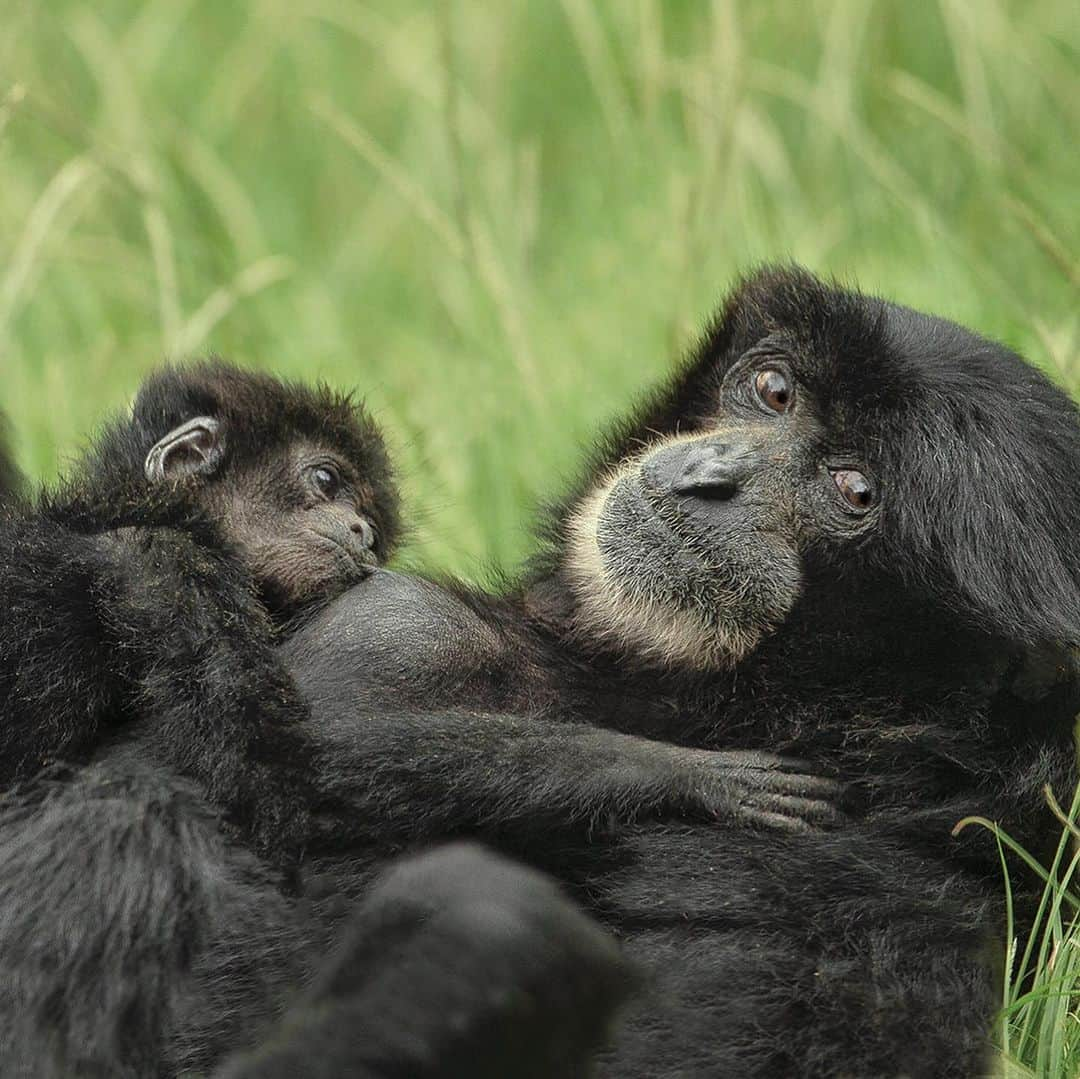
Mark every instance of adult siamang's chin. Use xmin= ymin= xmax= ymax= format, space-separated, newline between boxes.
xmin=563 ymin=449 xmax=802 ymax=671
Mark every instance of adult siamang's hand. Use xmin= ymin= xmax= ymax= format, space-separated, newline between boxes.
xmin=672 ymin=747 xmax=847 ymax=832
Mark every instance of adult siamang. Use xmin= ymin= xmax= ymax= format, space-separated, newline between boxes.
xmin=2 ymin=358 xmax=832 ymax=1075
xmin=8 ymin=267 xmax=1078 ymax=1075
xmin=282 ymin=266 xmax=1080 ymax=1076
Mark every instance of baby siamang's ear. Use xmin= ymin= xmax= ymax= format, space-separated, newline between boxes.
xmin=144 ymin=417 xmax=224 ymax=483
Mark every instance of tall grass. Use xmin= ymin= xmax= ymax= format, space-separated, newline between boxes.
xmin=957 ymin=787 xmax=1080 ymax=1075
xmin=2 ymin=1 xmax=1078 ymax=1071
xmin=1 ymin=0 xmax=1076 ymax=574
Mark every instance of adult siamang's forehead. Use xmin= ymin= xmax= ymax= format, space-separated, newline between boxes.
xmin=714 ymin=272 xmax=1051 ymax=465
xmin=790 ymin=297 xmax=1024 ymax=450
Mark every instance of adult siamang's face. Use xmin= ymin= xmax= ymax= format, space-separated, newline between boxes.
xmin=567 ymin=336 xmax=879 ymax=667
xmin=561 ymin=270 xmax=1080 ymax=672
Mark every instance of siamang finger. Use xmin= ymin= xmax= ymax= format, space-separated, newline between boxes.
xmin=768 ymin=771 xmax=845 ymax=796
xmin=742 ymin=808 xmax=815 ymax=833
xmin=767 ymin=794 xmax=848 ymax=827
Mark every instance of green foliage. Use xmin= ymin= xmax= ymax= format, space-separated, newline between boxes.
xmin=1 ymin=0 xmax=1076 ymax=577
xmin=957 ymin=784 xmax=1080 ymax=1076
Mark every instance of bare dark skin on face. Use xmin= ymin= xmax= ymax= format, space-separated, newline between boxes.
xmin=195 ymin=439 xmax=382 ymax=617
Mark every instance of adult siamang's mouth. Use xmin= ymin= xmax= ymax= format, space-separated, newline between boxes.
xmin=597 ymin=475 xmax=714 ymax=578
xmin=601 ymin=474 xmax=675 ymax=537
xmin=607 ymin=471 xmax=726 ymax=552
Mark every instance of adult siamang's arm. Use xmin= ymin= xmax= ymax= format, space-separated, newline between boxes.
xmin=214 ymin=844 xmax=636 ymax=1079
xmin=306 ymin=707 xmax=843 ymax=842
xmin=277 ymin=570 xmax=844 ymax=843
xmin=117 ymin=539 xmax=842 ymax=854
xmin=126 ymin=551 xmax=844 ymax=849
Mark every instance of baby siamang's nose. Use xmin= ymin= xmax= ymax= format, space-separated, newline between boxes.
xmin=646 ymin=441 xmax=756 ymax=500
xmin=351 ymin=517 xmax=376 ymax=550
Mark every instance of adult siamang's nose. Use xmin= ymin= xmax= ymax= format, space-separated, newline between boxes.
xmin=646 ymin=440 xmax=756 ymax=500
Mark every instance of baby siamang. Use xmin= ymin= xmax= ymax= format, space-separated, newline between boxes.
xmin=283 ymin=266 xmax=1080 ymax=1075
xmin=0 ymin=360 xmax=398 ymax=786
xmin=2 ymin=356 xmax=839 ymax=1075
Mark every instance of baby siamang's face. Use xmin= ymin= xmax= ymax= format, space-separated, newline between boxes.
xmin=565 ymin=332 xmax=882 ymax=669
xmin=211 ymin=442 xmax=385 ymax=617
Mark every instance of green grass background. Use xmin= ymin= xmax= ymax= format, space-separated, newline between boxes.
xmin=2 ymin=1 xmax=1079 ymax=1069
xmin=2 ymin=0 xmax=1077 ymax=578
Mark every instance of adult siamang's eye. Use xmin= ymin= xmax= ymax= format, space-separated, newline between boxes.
xmin=754 ymin=369 xmax=794 ymax=413
xmin=310 ymin=465 xmax=340 ymax=498
xmin=832 ymin=469 xmax=875 ymax=511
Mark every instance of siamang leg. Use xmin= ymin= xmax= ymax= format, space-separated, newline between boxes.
xmin=214 ymin=844 xmax=636 ymax=1079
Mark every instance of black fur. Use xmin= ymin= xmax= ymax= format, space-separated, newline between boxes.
xmin=282 ymin=266 xmax=1080 ymax=1075
xmin=0 ymin=760 xmax=633 ymax=1078
xmin=214 ymin=843 xmax=637 ymax=1079
xmin=5 ymin=268 xmax=1077 ymax=1075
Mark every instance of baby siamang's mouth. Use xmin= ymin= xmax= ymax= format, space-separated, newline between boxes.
xmin=307 ymin=530 xmax=378 ymax=574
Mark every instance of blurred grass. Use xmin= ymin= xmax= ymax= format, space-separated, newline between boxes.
xmin=2 ymin=2 xmax=1079 ymax=1070
xmin=1 ymin=0 xmax=1077 ymax=578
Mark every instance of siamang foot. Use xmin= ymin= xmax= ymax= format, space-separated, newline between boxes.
xmin=215 ymin=843 xmax=637 ymax=1079
xmin=686 ymin=749 xmax=847 ymax=832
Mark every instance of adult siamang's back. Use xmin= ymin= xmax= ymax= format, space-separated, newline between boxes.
xmin=289 ymin=267 xmax=1080 ymax=1076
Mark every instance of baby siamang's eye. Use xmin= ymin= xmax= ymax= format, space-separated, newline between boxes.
xmin=754 ymin=369 xmax=794 ymax=413
xmin=310 ymin=465 xmax=341 ymax=498
xmin=832 ymin=469 xmax=875 ymax=511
